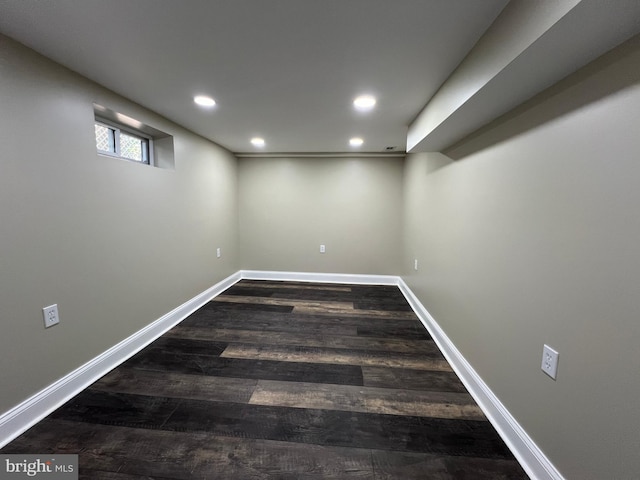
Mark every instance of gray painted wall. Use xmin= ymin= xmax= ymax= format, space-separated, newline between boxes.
xmin=3 ymin=26 xmax=640 ymax=480
xmin=0 ymin=36 xmax=239 ymax=413
xmin=239 ymin=156 xmax=403 ymax=275
xmin=402 ymin=36 xmax=640 ymax=479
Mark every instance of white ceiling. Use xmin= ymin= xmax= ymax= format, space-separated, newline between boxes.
xmin=0 ymin=0 xmax=508 ymax=154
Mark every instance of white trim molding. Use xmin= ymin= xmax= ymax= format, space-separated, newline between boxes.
xmin=0 ymin=271 xmax=241 ymax=449
xmin=397 ymin=278 xmax=564 ymax=480
xmin=240 ymin=270 xmax=400 ymax=286
xmin=0 ymin=268 xmax=564 ymax=480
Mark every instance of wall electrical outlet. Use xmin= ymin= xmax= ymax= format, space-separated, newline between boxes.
xmin=320 ymin=244 xmax=326 ymax=254
xmin=541 ymin=344 xmax=559 ymax=379
xmin=216 ymin=247 xmax=221 ymax=258
xmin=414 ymin=259 xmax=418 ymax=271
xmin=43 ymin=304 xmax=60 ymax=328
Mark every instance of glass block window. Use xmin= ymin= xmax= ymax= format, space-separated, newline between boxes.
xmin=94 ymin=119 xmax=151 ymax=165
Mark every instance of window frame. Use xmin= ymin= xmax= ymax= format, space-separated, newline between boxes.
xmin=94 ymin=117 xmax=154 ymax=166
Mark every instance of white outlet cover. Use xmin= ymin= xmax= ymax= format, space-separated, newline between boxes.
xmin=43 ymin=304 xmax=59 ymax=328
xmin=541 ymin=344 xmax=559 ymax=379
xmin=216 ymin=247 xmax=221 ymax=258
xmin=414 ymin=259 xmax=418 ymax=271
xmin=320 ymin=244 xmax=326 ymax=253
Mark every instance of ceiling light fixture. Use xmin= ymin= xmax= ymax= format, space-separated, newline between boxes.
xmin=251 ymin=137 xmax=265 ymax=147
xmin=349 ymin=137 xmax=364 ymax=147
xmin=353 ymin=95 xmax=376 ymax=111
xmin=194 ymin=95 xmax=216 ymax=107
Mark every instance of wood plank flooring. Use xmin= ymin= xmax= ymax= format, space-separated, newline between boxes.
xmin=1 ymin=280 xmax=529 ymax=479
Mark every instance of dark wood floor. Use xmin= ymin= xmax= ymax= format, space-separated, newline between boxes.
xmin=2 ymin=280 xmax=528 ymax=479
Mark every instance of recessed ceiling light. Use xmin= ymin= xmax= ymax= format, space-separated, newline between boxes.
xmin=349 ymin=137 xmax=364 ymax=147
xmin=353 ymin=95 xmax=376 ymax=111
xmin=251 ymin=137 xmax=265 ymax=147
xmin=194 ymin=95 xmax=216 ymax=107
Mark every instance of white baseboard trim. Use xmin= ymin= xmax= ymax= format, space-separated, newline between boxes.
xmin=1 ymin=268 xmax=563 ymax=480
xmin=0 ymin=271 xmax=242 ymax=449
xmin=241 ymin=269 xmax=561 ymax=479
xmin=397 ymin=278 xmax=564 ymax=480
xmin=240 ymin=270 xmax=400 ymax=286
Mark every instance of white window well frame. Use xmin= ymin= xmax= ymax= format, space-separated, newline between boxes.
xmin=95 ymin=117 xmax=153 ymax=166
